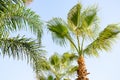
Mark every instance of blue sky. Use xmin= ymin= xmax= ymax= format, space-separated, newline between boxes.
xmin=0 ymin=0 xmax=120 ymax=80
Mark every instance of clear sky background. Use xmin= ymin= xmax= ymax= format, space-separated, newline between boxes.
xmin=0 ymin=0 xmax=120 ymax=80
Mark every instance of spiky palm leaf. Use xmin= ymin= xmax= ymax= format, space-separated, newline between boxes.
xmin=84 ymin=24 xmax=120 ymax=56
xmin=47 ymin=18 xmax=71 ymax=46
xmin=0 ymin=35 xmax=43 ymax=64
xmin=0 ymin=4 xmax=42 ymax=40
xmin=67 ymin=3 xmax=82 ymax=29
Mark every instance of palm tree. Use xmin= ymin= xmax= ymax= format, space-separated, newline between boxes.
xmin=34 ymin=52 xmax=78 ymax=80
xmin=47 ymin=3 xmax=120 ymax=80
xmin=0 ymin=0 xmax=43 ymax=64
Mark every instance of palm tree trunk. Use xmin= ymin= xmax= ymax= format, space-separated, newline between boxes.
xmin=77 ymin=56 xmax=90 ymax=80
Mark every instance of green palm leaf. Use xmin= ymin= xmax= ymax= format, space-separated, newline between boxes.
xmin=82 ymin=6 xmax=98 ymax=27
xmin=0 ymin=3 xmax=43 ymax=42
xmin=81 ymin=6 xmax=99 ymax=39
xmin=0 ymin=35 xmax=43 ymax=63
xmin=84 ymin=24 xmax=120 ymax=56
xmin=67 ymin=3 xmax=82 ymax=29
xmin=47 ymin=18 xmax=71 ymax=46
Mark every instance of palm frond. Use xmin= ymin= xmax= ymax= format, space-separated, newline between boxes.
xmin=0 ymin=35 xmax=43 ymax=63
xmin=67 ymin=3 xmax=82 ymax=29
xmin=80 ymin=6 xmax=99 ymax=39
xmin=47 ymin=18 xmax=71 ymax=46
xmin=0 ymin=3 xmax=43 ymax=42
xmin=84 ymin=24 xmax=120 ymax=56
xmin=82 ymin=6 xmax=98 ymax=27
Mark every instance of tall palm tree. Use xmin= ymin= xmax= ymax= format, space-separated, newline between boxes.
xmin=34 ymin=52 xmax=78 ymax=80
xmin=0 ymin=0 xmax=43 ymax=64
xmin=47 ymin=3 xmax=120 ymax=80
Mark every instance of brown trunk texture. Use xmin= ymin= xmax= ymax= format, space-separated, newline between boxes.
xmin=76 ymin=56 xmax=90 ymax=80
